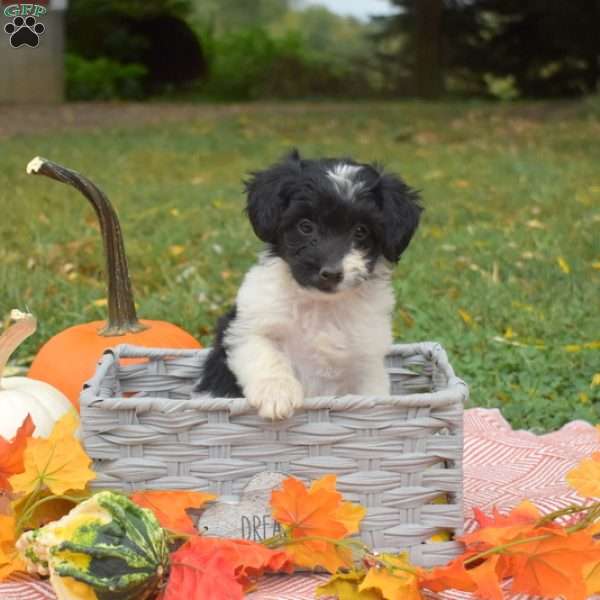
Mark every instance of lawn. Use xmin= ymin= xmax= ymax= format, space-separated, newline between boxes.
xmin=1 ymin=100 xmax=599 ymax=432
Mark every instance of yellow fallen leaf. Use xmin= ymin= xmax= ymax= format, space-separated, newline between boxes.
xmin=170 ymin=208 xmax=180 ymax=217
xmin=579 ymin=392 xmax=590 ymax=405
xmin=452 ymin=179 xmax=471 ymax=189
xmin=564 ymin=341 xmax=600 ymax=353
xmin=169 ymin=245 xmax=185 ymax=257
xmin=566 ymin=453 xmax=600 ymax=498
xmin=565 ymin=344 xmax=582 ymax=353
xmin=92 ymin=298 xmax=107 ymax=307
xmin=526 ymin=219 xmax=546 ymax=229
xmin=591 ymin=374 xmax=600 ymax=388
xmin=557 ymin=256 xmax=571 ymax=274
xmin=592 ymin=262 xmax=600 ymax=270
xmin=504 ymin=326 xmax=516 ymax=339
xmin=458 ymin=309 xmax=474 ymax=326
xmin=9 ymin=413 xmax=95 ymax=496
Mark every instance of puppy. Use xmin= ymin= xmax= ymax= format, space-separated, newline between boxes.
xmin=194 ymin=150 xmax=422 ymax=419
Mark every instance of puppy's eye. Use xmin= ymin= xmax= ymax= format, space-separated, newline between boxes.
xmin=354 ymin=224 xmax=370 ymax=240
xmin=297 ymin=219 xmax=315 ymax=235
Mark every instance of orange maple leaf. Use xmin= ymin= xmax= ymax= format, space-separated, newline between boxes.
xmin=130 ymin=490 xmax=216 ymax=534
xmin=271 ymin=476 xmax=347 ymax=539
xmin=9 ymin=412 xmax=94 ymax=496
xmin=284 ymin=536 xmax=353 ymax=573
xmin=461 ymin=500 xmax=542 ymax=548
xmin=0 ymin=416 xmax=34 ymax=491
xmin=311 ymin=475 xmax=366 ymax=535
xmin=0 ymin=514 xmax=25 ymax=581
xmin=509 ymin=530 xmax=600 ymax=600
xmin=585 ymin=558 xmax=600 ymax=596
xmin=420 ymin=554 xmax=478 ymax=594
xmin=271 ymin=475 xmax=365 ymax=573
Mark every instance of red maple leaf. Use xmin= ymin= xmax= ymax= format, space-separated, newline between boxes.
xmin=0 ymin=416 xmax=34 ymax=491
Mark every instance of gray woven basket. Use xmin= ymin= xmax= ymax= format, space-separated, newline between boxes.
xmin=81 ymin=342 xmax=467 ymax=567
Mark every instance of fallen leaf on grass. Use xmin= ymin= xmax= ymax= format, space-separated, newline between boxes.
xmin=0 ymin=416 xmax=34 ymax=491
xmin=9 ymin=412 xmax=94 ymax=496
xmin=557 ymin=256 xmax=571 ymax=274
xmin=130 ymin=490 xmax=216 ymax=534
xmin=564 ymin=341 xmax=600 ymax=352
xmin=458 ymin=309 xmax=474 ymax=327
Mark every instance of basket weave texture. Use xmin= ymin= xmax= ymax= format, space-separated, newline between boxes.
xmin=81 ymin=342 xmax=467 ymax=567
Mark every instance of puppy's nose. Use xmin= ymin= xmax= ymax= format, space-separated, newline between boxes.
xmin=319 ymin=267 xmax=343 ymax=284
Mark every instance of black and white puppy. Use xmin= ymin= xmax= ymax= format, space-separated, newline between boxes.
xmin=194 ymin=150 xmax=422 ymax=419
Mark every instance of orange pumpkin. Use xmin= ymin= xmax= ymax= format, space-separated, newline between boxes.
xmin=26 ymin=157 xmax=201 ymax=408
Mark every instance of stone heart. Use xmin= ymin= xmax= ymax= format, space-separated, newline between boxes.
xmin=196 ymin=472 xmax=286 ymax=541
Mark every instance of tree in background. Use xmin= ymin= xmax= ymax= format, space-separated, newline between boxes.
xmin=373 ymin=0 xmax=444 ymax=98
xmin=376 ymin=0 xmax=600 ymax=98
xmin=192 ymin=0 xmax=292 ymax=31
xmin=66 ymin=0 xmax=206 ymax=97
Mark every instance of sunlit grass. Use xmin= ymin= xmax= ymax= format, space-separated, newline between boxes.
xmin=1 ymin=101 xmax=599 ymax=431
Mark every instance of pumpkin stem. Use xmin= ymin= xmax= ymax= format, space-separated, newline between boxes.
xmin=27 ymin=157 xmax=146 ymax=336
xmin=0 ymin=310 xmax=37 ymax=385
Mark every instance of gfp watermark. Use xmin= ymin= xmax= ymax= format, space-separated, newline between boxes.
xmin=3 ymin=3 xmax=47 ymax=47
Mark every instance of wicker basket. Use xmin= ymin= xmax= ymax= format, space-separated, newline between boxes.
xmin=81 ymin=342 xmax=467 ymax=567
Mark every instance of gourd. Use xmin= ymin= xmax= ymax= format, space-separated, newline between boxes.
xmin=26 ymin=157 xmax=201 ymax=408
xmin=0 ymin=310 xmax=72 ymax=438
xmin=17 ymin=490 xmax=169 ymax=600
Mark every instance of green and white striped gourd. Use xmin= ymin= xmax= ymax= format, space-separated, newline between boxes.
xmin=17 ymin=491 xmax=169 ymax=600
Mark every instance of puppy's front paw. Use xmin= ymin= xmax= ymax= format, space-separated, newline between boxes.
xmin=245 ymin=377 xmax=303 ymax=420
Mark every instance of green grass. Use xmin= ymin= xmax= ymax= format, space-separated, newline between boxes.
xmin=1 ymin=101 xmax=599 ymax=432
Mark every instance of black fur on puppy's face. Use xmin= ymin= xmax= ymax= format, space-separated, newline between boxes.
xmin=245 ymin=150 xmax=423 ymax=293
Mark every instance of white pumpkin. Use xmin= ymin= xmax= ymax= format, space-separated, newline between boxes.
xmin=0 ymin=310 xmax=73 ymax=439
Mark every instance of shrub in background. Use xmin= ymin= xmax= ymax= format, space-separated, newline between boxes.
xmin=66 ymin=0 xmax=205 ymax=97
xmin=65 ymin=54 xmax=148 ymax=101
xmin=199 ymin=26 xmax=373 ymax=100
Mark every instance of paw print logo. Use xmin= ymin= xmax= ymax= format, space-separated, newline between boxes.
xmin=4 ymin=16 xmax=45 ymax=48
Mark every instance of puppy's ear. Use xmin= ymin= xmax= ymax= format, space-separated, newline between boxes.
xmin=375 ymin=172 xmax=423 ymax=262
xmin=244 ymin=152 xmax=301 ymax=243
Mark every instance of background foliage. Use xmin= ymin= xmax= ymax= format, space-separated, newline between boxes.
xmin=1 ymin=100 xmax=599 ymax=432
xmin=63 ymin=0 xmax=600 ymax=101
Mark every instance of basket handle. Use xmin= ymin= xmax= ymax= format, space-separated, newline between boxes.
xmin=107 ymin=343 xmax=207 ymax=360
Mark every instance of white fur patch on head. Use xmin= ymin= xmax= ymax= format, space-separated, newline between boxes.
xmin=340 ymin=247 xmax=369 ymax=289
xmin=327 ymin=163 xmax=364 ymax=201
